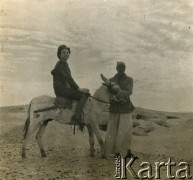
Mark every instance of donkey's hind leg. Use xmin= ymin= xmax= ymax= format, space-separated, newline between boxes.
xmin=22 ymin=139 xmax=28 ymax=158
xmin=22 ymin=122 xmax=41 ymax=158
xmin=87 ymin=125 xmax=95 ymax=157
xmin=36 ymin=120 xmax=49 ymax=158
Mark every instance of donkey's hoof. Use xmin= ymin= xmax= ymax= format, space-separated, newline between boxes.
xmin=22 ymin=155 xmax=26 ymax=159
xmin=41 ymin=151 xmax=47 ymax=158
xmin=101 ymin=154 xmax=106 ymax=159
xmin=101 ymin=151 xmax=106 ymax=159
xmin=42 ymin=154 xmax=47 ymax=158
xmin=90 ymin=152 xmax=95 ymax=157
xmin=21 ymin=152 xmax=26 ymax=158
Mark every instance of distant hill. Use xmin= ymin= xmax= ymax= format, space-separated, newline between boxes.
xmin=0 ymin=104 xmax=192 ymax=120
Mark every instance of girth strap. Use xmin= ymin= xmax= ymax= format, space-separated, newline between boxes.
xmin=34 ymin=106 xmax=57 ymax=113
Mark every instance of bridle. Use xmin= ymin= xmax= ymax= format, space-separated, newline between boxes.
xmin=89 ymin=95 xmax=109 ymax=104
xmin=89 ymin=82 xmax=119 ymax=104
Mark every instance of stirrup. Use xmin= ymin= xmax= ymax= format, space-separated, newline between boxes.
xmin=71 ymin=115 xmax=84 ymax=132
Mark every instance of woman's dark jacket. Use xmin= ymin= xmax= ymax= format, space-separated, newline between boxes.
xmin=109 ymin=73 xmax=134 ymax=113
xmin=51 ymin=60 xmax=79 ymax=97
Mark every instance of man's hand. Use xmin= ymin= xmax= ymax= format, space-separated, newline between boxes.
xmin=116 ymin=90 xmax=129 ymax=99
xmin=112 ymin=95 xmax=119 ymax=102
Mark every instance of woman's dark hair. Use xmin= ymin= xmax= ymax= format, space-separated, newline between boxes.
xmin=57 ymin=45 xmax=71 ymax=58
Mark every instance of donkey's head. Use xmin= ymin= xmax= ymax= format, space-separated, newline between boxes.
xmin=100 ymin=74 xmax=121 ymax=94
xmin=93 ymin=74 xmax=121 ymax=104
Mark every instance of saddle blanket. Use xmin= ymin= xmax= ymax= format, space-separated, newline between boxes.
xmin=54 ymin=96 xmax=73 ymax=109
xmin=31 ymin=95 xmax=85 ymax=125
xmin=31 ymin=95 xmax=109 ymax=126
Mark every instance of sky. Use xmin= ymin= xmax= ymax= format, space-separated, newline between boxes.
xmin=0 ymin=0 xmax=193 ymax=112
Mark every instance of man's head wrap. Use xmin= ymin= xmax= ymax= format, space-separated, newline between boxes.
xmin=116 ymin=61 xmax=126 ymax=69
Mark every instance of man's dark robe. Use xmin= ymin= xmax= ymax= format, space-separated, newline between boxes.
xmin=109 ymin=73 xmax=134 ymax=113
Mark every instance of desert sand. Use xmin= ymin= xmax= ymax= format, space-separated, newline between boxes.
xmin=0 ymin=105 xmax=193 ymax=179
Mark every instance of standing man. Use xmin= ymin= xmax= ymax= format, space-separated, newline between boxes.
xmin=104 ymin=61 xmax=134 ymax=158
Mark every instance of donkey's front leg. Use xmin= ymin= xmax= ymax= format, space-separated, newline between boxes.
xmin=91 ymin=122 xmax=105 ymax=158
xmin=36 ymin=121 xmax=49 ymax=157
xmin=87 ymin=125 xmax=95 ymax=157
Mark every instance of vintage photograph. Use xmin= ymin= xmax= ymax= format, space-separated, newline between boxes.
xmin=0 ymin=0 xmax=193 ymax=179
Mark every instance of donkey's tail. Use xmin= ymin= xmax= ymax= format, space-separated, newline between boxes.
xmin=23 ymin=102 xmax=32 ymax=139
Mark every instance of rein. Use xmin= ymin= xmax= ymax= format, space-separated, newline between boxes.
xmin=89 ymin=95 xmax=109 ymax=104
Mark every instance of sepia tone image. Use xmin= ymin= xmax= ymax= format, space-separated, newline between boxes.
xmin=0 ymin=0 xmax=193 ymax=179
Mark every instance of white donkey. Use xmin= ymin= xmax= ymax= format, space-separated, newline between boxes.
xmin=21 ymin=74 xmax=117 ymax=158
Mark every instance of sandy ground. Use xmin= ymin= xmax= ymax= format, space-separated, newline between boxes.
xmin=0 ymin=105 xmax=193 ymax=180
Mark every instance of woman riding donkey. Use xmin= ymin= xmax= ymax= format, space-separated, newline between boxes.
xmin=51 ymin=45 xmax=89 ymax=130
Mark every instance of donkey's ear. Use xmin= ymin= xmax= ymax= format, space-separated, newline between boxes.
xmin=101 ymin=74 xmax=109 ymax=82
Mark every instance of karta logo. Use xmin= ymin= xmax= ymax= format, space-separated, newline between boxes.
xmin=114 ymin=155 xmax=192 ymax=179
